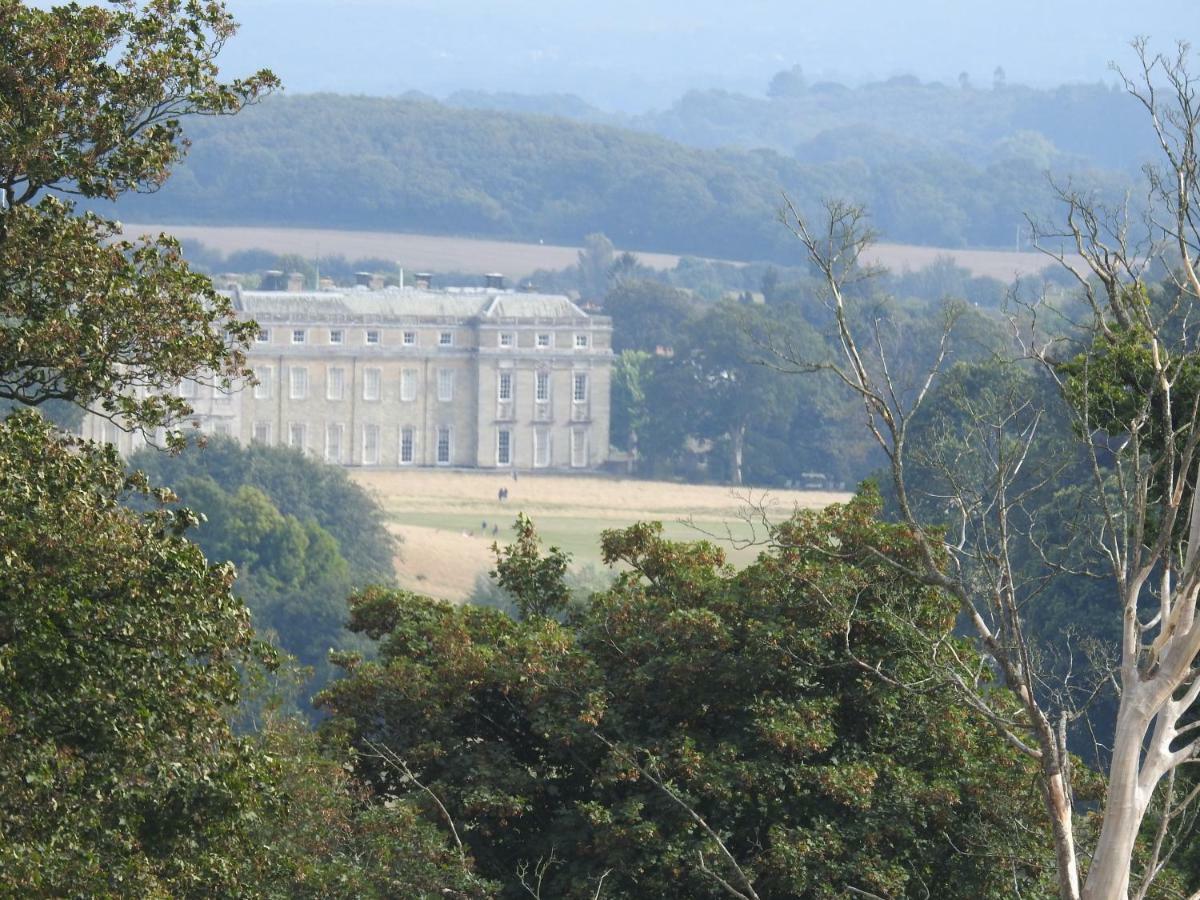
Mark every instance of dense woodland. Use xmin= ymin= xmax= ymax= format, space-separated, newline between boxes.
xmin=108 ymin=86 xmax=1133 ymax=260
xmin=10 ymin=2 xmax=1200 ymax=898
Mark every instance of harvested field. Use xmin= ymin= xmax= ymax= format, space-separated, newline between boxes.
xmin=350 ymin=468 xmax=850 ymax=603
xmin=124 ymin=222 xmax=1078 ymax=282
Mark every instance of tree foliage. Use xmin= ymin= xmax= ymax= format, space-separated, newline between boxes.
xmin=0 ymin=412 xmax=272 ymax=895
xmin=0 ymin=0 xmax=277 ymax=434
xmin=320 ymin=500 xmax=1058 ymax=898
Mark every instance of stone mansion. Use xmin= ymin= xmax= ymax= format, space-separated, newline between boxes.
xmin=81 ymin=282 xmax=613 ymax=470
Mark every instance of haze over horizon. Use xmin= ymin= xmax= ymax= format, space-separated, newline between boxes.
xmin=218 ymin=0 xmax=1194 ymax=110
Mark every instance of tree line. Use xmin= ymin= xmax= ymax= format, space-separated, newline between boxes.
xmin=103 ymin=92 xmax=1131 ymax=260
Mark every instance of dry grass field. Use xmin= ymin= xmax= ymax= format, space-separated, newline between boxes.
xmin=126 ymin=222 xmax=1077 ymax=282
xmin=349 ymin=468 xmax=850 ymax=602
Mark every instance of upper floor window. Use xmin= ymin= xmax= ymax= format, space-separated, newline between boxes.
xmin=498 ymin=332 xmax=514 ymax=348
xmin=573 ymin=372 xmax=588 ymax=403
xmin=292 ymin=328 xmax=307 ymax=344
xmin=439 ymin=331 xmax=454 ymax=347
xmin=253 ymin=366 xmax=272 ymax=400
xmin=403 ymin=330 xmax=417 ymax=346
xmin=400 ymin=368 xmax=417 ymax=402
xmin=255 ymin=328 xmax=270 ymax=344
xmin=574 ymin=333 xmax=589 ymax=349
xmin=290 ymin=366 xmax=308 ymax=400
xmin=327 ymin=367 xmax=345 ymax=401
xmin=536 ymin=333 xmax=551 ymax=349
xmin=329 ymin=328 xmax=344 ymax=344
xmin=363 ymin=367 xmax=381 ymax=401
xmin=498 ymin=371 xmax=513 ymax=402
xmin=365 ymin=329 xmax=381 ymax=345
xmin=535 ymin=370 xmax=550 ymax=402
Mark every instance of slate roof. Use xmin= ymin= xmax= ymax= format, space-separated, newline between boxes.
xmin=229 ymin=286 xmax=596 ymax=323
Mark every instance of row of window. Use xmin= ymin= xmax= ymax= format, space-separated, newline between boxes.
xmin=257 ymin=327 xmax=592 ymax=350
xmin=253 ymin=367 xmax=589 ymax=404
xmin=249 ymin=422 xmax=589 ymax=467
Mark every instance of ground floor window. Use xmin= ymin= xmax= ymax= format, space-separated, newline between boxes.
xmin=400 ymin=427 xmax=415 ymax=464
xmin=534 ymin=428 xmax=551 ymax=468
xmin=571 ymin=428 xmax=588 ymax=468
xmin=325 ymin=423 xmax=344 ymax=464
xmin=436 ymin=426 xmax=452 ymax=465
xmin=289 ymin=421 xmax=307 ymax=451
xmin=253 ymin=421 xmax=272 ymax=444
xmin=497 ymin=428 xmax=512 ymax=466
xmin=362 ymin=424 xmax=380 ymax=465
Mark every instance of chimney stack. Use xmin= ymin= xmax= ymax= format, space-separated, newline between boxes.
xmin=414 ymin=272 xmax=433 ymax=289
xmin=484 ymin=272 xmax=505 ymax=290
xmin=286 ymin=272 xmax=305 ymax=292
xmin=261 ymin=269 xmax=285 ymax=291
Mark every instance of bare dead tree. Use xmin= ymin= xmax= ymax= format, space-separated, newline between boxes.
xmin=775 ymin=40 xmax=1200 ymax=900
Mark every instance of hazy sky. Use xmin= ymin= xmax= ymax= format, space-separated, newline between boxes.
xmin=218 ymin=0 xmax=1198 ymax=109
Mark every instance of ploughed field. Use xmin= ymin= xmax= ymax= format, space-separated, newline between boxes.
xmin=349 ymin=469 xmax=850 ymax=602
xmin=127 ymin=222 xmax=1075 ymax=282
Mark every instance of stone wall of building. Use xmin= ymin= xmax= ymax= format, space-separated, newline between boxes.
xmin=80 ymin=284 xmax=614 ymax=471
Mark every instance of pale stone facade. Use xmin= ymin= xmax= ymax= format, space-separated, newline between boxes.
xmin=81 ymin=284 xmax=613 ymax=470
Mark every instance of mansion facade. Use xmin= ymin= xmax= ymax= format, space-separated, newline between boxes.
xmin=81 ymin=284 xmax=613 ymax=470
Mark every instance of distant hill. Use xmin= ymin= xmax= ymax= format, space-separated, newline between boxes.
xmin=106 ymin=93 xmax=1133 ymax=262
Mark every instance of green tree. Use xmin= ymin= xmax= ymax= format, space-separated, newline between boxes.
xmin=609 ymin=349 xmax=652 ymax=457
xmin=320 ymin=498 xmax=1060 ymax=898
xmin=0 ymin=0 xmax=277 ymax=437
xmin=0 ymin=412 xmax=273 ymax=895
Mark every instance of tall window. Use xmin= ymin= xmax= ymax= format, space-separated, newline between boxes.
xmin=534 ymin=428 xmax=551 ymax=468
xmin=572 ymin=372 xmax=588 ymax=403
xmin=400 ymin=427 xmax=415 ymax=464
xmin=400 ymin=368 xmax=417 ymax=402
xmin=254 ymin=366 xmax=272 ymax=400
xmin=253 ymin=422 xmax=272 ymax=444
xmin=325 ymin=423 xmax=344 ymax=464
xmin=571 ymin=428 xmax=587 ymax=468
xmin=288 ymin=422 xmax=307 ymax=450
xmin=363 ymin=367 xmax=381 ymax=401
xmin=497 ymin=371 xmax=513 ymax=402
xmin=362 ymin=424 xmax=380 ymax=465
xmin=497 ymin=429 xmax=512 ymax=466
xmin=437 ymin=368 xmax=455 ymax=402
xmin=327 ymin=367 xmax=345 ymax=401
xmin=535 ymin=370 xmax=550 ymax=402
xmin=436 ymin=427 xmax=452 ymax=464
xmin=290 ymin=367 xmax=308 ymax=400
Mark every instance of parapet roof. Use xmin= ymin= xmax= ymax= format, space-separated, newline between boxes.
xmin=228 ymin=286 xmax=601 ymax=323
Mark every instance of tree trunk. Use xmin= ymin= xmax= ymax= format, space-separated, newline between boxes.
xmin=730 ymin=423 xmax=745 ymax=486
xmin=1081 ymin=701 xmax=1154 ymax=900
